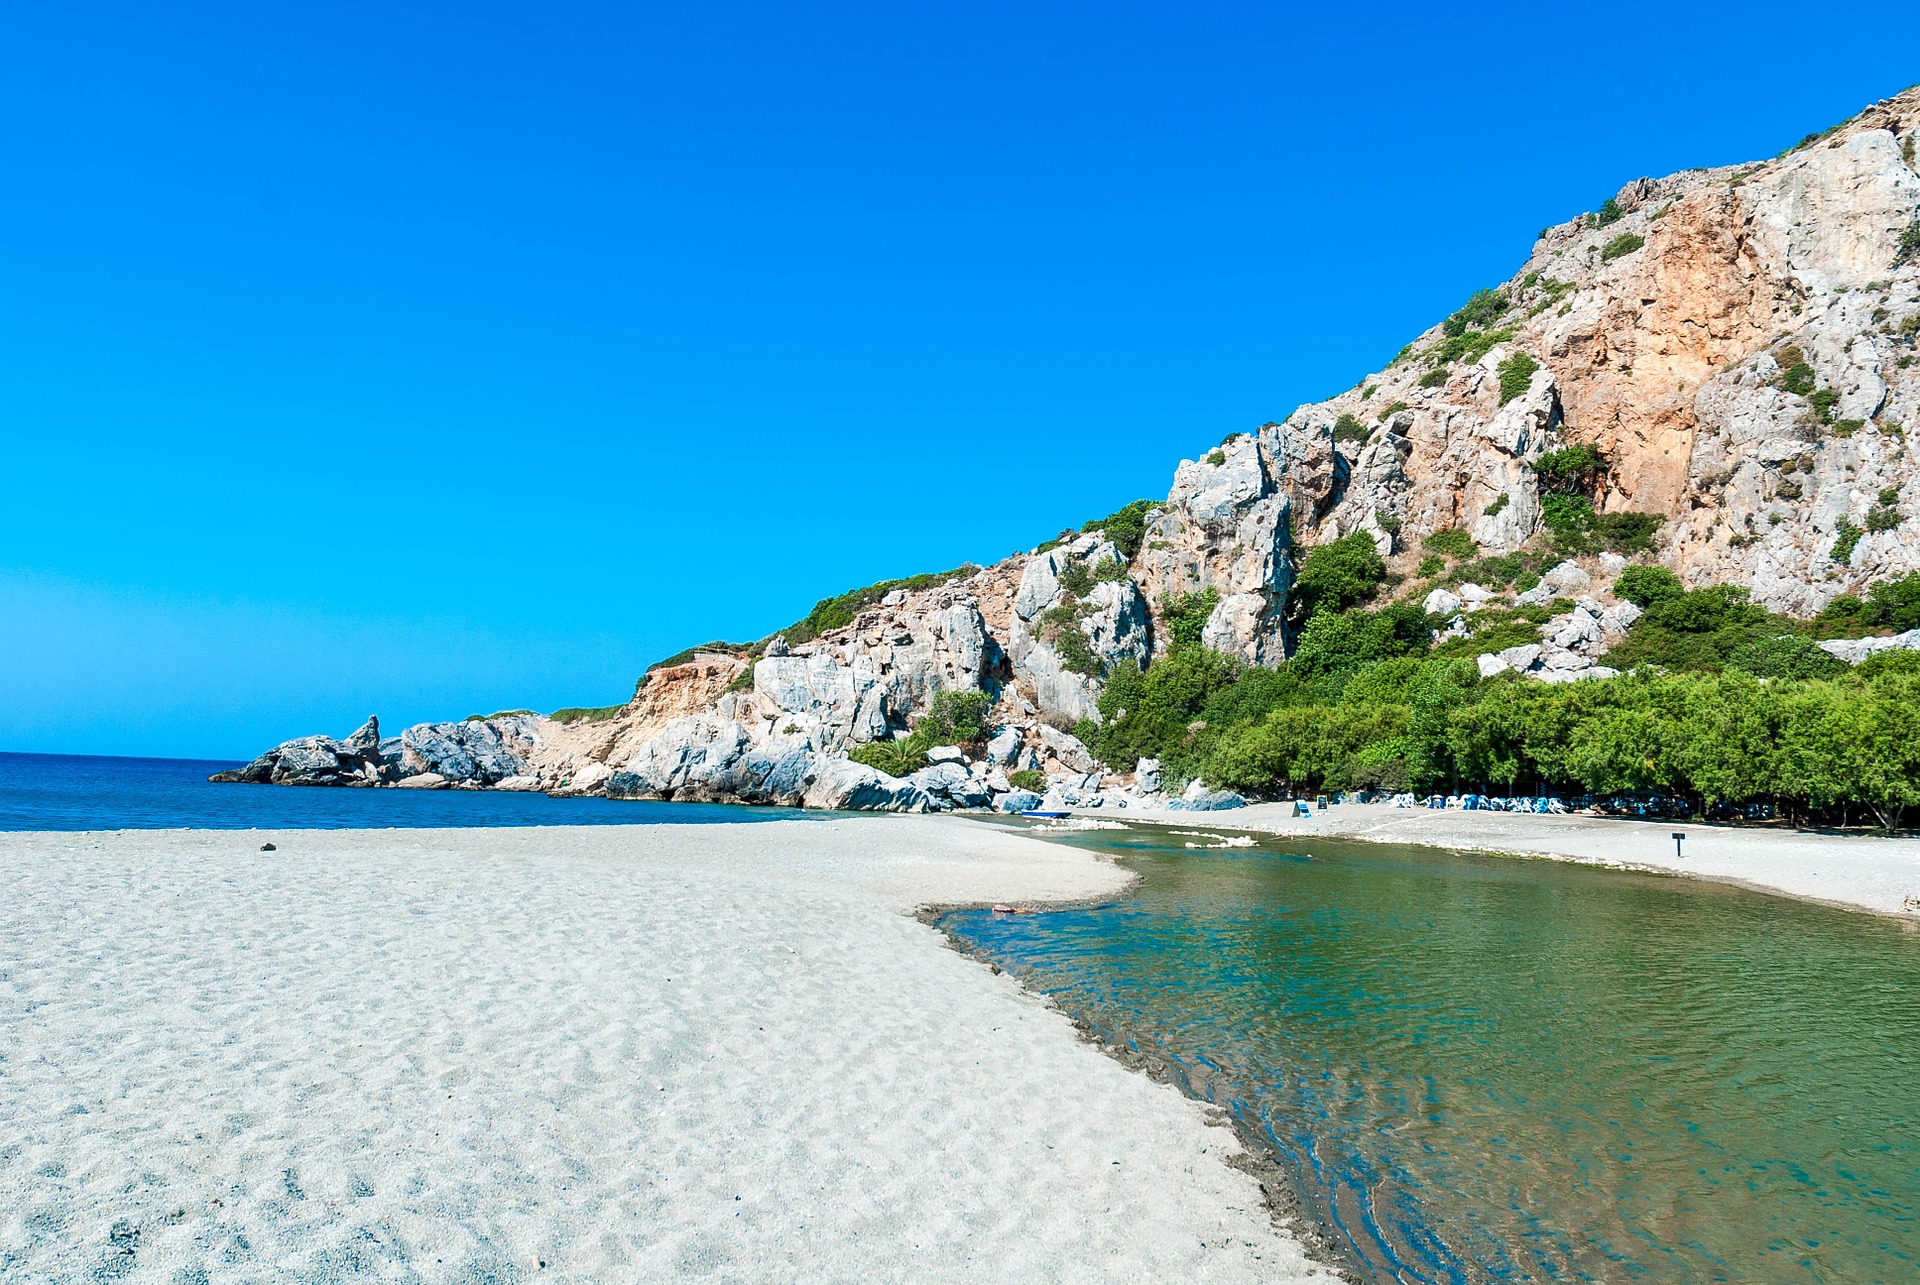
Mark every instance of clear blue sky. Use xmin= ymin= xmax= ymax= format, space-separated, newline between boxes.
xmin=3 ymin=1 xmax=1914 ymax=759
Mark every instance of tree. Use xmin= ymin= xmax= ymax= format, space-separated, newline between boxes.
xmin=1290 ymin=533 xmax=1386 ymax=619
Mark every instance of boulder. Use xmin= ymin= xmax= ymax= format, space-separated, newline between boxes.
xmin=1423 ymin=588 xmax=1464 ymax=616
xmin=1135 ymin=756 xmax=1162 ymax=793
xmin=1498 ymin=643 xmax=1543 ymax=671
xmin=996 ymin=790 xmax=1044 ymax=813
xmin=1817 ymin=629 xmax=1920 ymax=664
xmin=1037 ymin=724 xmax=1097 ymax=773
xmin=926 ymin=745 xmax=966 ymax=765
xmin=1477 ymin=653 xmax=1510 ymax=678
xmin=394 ymin=772 xmax=447 ymax=789
xmin=341 ymin=716 xmax=380 ymax=755
xmin=986 ymin=726 xmax=1022 ymax=766
xmin=400 ymin=721 xmax=533 ymax=786
xmin=801 ymin=758 xmax=928 ymax=812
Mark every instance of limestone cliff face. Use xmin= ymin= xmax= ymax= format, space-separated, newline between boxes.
xmin=1290 ymin=86 xmax=1920 ymax=616
xmin=221 ymin=89 xmax=1920 ymax=807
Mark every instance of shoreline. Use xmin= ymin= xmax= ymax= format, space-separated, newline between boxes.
xmin=0 ymin=817 xmax=1333 ymax=1282
xmin=1078 ymin=802 xmax=1920 ymax=918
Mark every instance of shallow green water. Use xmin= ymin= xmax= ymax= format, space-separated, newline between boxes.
xmin=942 ymin=826 xmax=1920 ymax=1283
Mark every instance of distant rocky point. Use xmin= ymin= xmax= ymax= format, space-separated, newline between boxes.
xmin=218 ymin=88 xmax=1920 ymax=813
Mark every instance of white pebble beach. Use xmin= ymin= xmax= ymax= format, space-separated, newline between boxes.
xmin=0 ymin=816 xmax=1334 ymax=1283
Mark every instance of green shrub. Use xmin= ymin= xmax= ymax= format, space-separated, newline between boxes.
xmin=1007 ymin=768 xmax=1047 ymax=793
xmin=1867 ymin=571 xmax=1920 ymax=631
xmin=1053 ymin=625 xmax=1099 ymax=676
xmin=1778 ymin=362 xmax=1817 ymax=394
xmin=1070 ymin=718 xmax=1101 ymax=749
xmin=1724 ymin=632 xmax=1844 ymax=680
xmin=1593 ymin=511 xmax=1664 ymax=553
xmin=726 ymin=660 xmax=758 ymax=694
xmin=1808 ymin=387 xmax=1840 ymax=423
xmin=1422 ymin=527 xmax=1478 ymax=560
xmin=850 ymin=737 xmax=930 ymax=778
xmin=1384 ymin=400 xmax=1408 ymax=417
xmin=1542 ymin=494 xmax=1662 ymax=555
xmin=1419 ymin=367 xmax=1449 ymax=388
xmin=1615 ymin=564 xmax=1684 ymax=606
xmin=1093 ymin=647 xmax=1245 ymax=775
xmin=1531 ymin=443 xmax=1607 ymax=494
xmin=1290 ymin=603 xmax=1433 ymax=681
xmin=550 ymin=704 xmax=627 ymax=724
xmin=1416 ymin=554 xmax=1445 ymax=578
xmin=1496 ymin=351 xmax=1540 ymax=404
xmin=784 ymin=566 xmax=975 ymax=644
xmin=1443 ymin=288 xmax=1510 ymax=336
xmin=1880 ymin=486 xmax=1902 ymax=506
xmin=1601 ymin=233 xmax=1645 ymax=261
xmin=1867 ymin=506 xmax=1902 ymax=532
xmin=1483 ymin=493 xmax=1510 ymax=517
xmin=1058 ymin=559 xmax=1094 ymax=597
xmin=1432 ymin=325 xmax=1516 ymax=366
xmin=1079 ymin=499 xmax=1159 ymax=560
xmin=1333 ymin=412 xmax=1369 ymax=444
xmin=1896 ymin=218 xmax=1920 ymax=267
xmin=465 ymin=710 xmax=535 ymax=723
xmin=1158 ymin=587 xmax=1220 ymax=651
xmin=1093 ymin=555 xmax=1130 ymax=582
xmin=1206 ymin=449 xmax=1227 ymax=466
xmin=1833 ymin=517 xmax=1864 ymax=563
xmin=1291 ymin=533 xmax=1386 ymax=619
xmin=1594 ymin=197 xmax=1624 ymax=226
xmin=1834 ymin=418 xmax=1865 ymax=437
xmin=922 ymin=690 xmax=995 ymax=746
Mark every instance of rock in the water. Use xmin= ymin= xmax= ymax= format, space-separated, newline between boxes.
xmin=995 ymin=789 xmax=1044 ymax=813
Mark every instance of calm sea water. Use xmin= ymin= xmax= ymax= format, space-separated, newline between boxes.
xmin=0 ymin=752 xmax=811 ymax=830
xmin=945 ymin=824 xmax=1920 ymax=1284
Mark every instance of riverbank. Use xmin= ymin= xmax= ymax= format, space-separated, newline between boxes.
xmin=0 ymin=818 xmax=1330 ymax=1282
xmin=1095 ymin=802 xmax=1920 ymax=917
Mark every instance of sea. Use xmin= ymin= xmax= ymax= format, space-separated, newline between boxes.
xmin=0 ymin=751 xmax=809 ymax=830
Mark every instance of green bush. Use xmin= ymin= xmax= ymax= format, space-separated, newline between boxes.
xmin=1809 ymin=387 xmax=1841 ymax=424
xmin=1416 ymin=554 xmax=1445 ymax=578
xmin=1422 ymin=528 xmax=1478 ymax=560
xmin=1483 ymin=493 xmax=1510 ymax=517
xmin=1896 ymin=218 xmax=1920 ymax=267
xmin=1206 ymin=449 xmax=1228 ymax=466
xmin=1432 ymin=326 xmax=1516 ymax=367
xmin=1419 ymin=367 xmax=1450 ymax=388
xmin=1007 ymin=768 xmax=1047 ymax=793
xmin=1383 ymin=400 xmax=1408 ymax=417
xmin=922 ymin=690 xmax=995 ymax=746
xmin=1079 ymin=499 xmax=1159 ymax=560
xmin=1290 ymin=603 xmax=1432 ymax=681
xmin=1531 ymin=443 xmax=1607 ymax=494
xmin=1615 ymin=564 xmax=1684 ymax=606
xmin=726 ymin=660 xmax=758 ymax=694
xmin=1833 ymin=517 xmax=1864 ymax=564
xmin=1159 ymin=586 xmax=1221 ymax=651
xmin=784 ymin=566 xmax=975 ymax=644
xmin=1333 ymin=412 xmax=1369 ymax=445
xmin=1070 ymin=718 xmax=1101 ymax=749
xmin=1443 ymin=288 xmax=1510 ymax=336
xmin=1867 ymin=506 xmax=1902 ymax=532
xmin=1542 ymin=494 xmax=1663 ymax=555
xmin=550 ymin=704 xmax=627 ymax=724
xmin=1496 ymin=351 xmax=1540 ymax=404
xmin=1866 ymin=571 xmax=1920 ymax=630
xmin=1778 ymin=362 xmax=1816 ymax=395
xmin=850 ymin=737 xmax=930 ymax=778
xmin=1057 ymin=559 xmax=1094 ymax=597
xmin=1601 ymin=233 xmax=1645 ymax=261
xmin=1093 ymin=647 xmax=1245 ymax=776
xmin=1053 ymin=622 xmax=1099 ymax=676
xmin=1291 ymin=533 xmax=1386 ymax=619
xmin=1594 ymin=197 xmax=1624 ymax=226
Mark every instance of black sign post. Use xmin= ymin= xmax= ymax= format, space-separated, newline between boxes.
xmin=1672 ymin=832 xmax=1686 ymax=859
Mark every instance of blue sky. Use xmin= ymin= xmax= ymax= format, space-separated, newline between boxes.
xmin=3 ymin=1 xmax=1915 ymax=759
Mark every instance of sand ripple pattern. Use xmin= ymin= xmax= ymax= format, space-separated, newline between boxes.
xmin=0 ymin=819 xmax=1327 ymax=1282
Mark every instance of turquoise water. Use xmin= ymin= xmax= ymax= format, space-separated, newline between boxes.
xmin=942 ymin=825 xmax=1920 ymax=1283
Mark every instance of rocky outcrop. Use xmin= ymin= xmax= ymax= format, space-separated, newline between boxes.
xmin=211 ymin=716 xmax=394 ymax=787
xmin=1133 ymin=430 xmax=1310 ymax=665
xmin=217 ymin=89 xmax=1920 ymax=812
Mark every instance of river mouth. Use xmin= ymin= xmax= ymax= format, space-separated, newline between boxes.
xmin=941 ymin=822 xmax=1920 ymax=1284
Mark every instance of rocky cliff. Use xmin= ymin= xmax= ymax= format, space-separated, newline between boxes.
xmin=218 ymin=88 xmax=1920 ymax=811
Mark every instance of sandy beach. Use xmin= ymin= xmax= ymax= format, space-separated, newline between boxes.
xmin=1106 ymin=802 xmax=1920 ymax=917
xmin=0 ymin=817 xmax=1331 ymax=1283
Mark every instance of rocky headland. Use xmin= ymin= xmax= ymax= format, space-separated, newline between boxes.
xmin=218 ymin=88 xmax=1920 ymax=815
